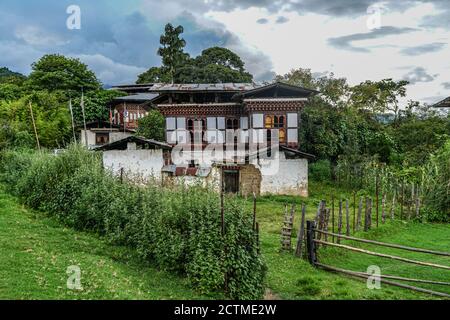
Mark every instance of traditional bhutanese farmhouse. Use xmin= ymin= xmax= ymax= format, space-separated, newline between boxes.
xmin=99 ymin=81 xmax=317 ymax=196
xmin=79 ymin=120 xmax=135 ymax=149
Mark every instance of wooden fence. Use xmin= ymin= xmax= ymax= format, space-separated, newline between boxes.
xmin=276 ymin=195 xmax=449 ymax=298
xmin=305 ymin=220 xmax=450 ymax=298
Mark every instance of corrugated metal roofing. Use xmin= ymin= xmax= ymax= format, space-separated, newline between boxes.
xmin=114 ymin=93 xmax=159 ymax=101
xmin=433 ymin=96 xmax=450 ymax=108
xmin=150 ymin=83 xmax=260 ymax=92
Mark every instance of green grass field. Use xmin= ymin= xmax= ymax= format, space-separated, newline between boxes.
xmin=0 ymin=187 xmax=215 ymax=300
xmin=0 ymin=182 xmax=448 ymax=300
xmin=245 ymin=181 xmax=450 ymax=300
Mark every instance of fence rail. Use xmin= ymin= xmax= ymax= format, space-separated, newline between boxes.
xmin=315 ymin=263 xmax=450 ymax=299
xmin=314 ymin=229 xmax=450 ymax=256
xmin=314 ymin=239 xmax=450 ymax=270
xmin=305 ymin=220 xmax=450 ymax=298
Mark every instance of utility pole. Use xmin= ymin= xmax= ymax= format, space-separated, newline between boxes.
xmin=80 ymin=88 xmax=88 ymax=148
xmin=29 ymin=101 xmax=40 ymax=151
xmin=68 ymin=98 xmax=77 ymax=143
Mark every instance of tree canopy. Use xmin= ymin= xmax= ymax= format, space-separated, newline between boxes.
xmin=137 ymin=25 xmax=253 ymax=84
xmin=27 ymin=54 xmax=101 ymax=92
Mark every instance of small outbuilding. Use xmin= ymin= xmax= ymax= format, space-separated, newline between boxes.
xmin=93 ymin=135 xmax=172 ymax=182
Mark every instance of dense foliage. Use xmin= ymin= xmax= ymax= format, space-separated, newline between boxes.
xmin=136 ymin=110 xmax=165 ymax=141
xmin=27 ymin=54 xmax=101 ymax=92
xmin=420 ymin=141 xmax=450 ymax=222
xmin=0 ymin=92 xmax=72 ymax=149
xmin=0 ymin=56 xmax=123 ymax=149
xmin=0 ymin=146 xmax=266 ymax=299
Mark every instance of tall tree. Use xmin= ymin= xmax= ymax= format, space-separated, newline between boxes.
xmin=350 ymin=79 xmax=408 ymax=119
xmin=137 ymin=26 xmax=254 ymax=84
xmin=27 ymin=54 xmax=101 ymax=92
xmin=136 ymin=67 xmax=171 ymax=84
xmin=157 ymin=23 xmax=190 ymax=83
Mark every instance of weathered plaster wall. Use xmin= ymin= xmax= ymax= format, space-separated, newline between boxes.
xmin=80 ymin=130 xmax=132 ymax=149
xmin=103 ymin=148 xmax=164 ymax=182
xmin=239 ymin=165 xmax=262 ymax=196
xmin=256 ymin=152 xmax=309 ymax=197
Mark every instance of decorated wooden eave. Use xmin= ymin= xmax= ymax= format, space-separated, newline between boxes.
xmin=76 ymin=120 xmax=134 ymax=132
xmin=92 ymin=135 xmax=172 ymax=151
xmin=432 ymin=96 xmax=450 ymax=108
xmin=111 ymin=83 xmax=157 ymax=94
xmin=232 ymin=81 xmax=320 ymax=101
xmin=148 ymin=83 xmax=260 ymax=105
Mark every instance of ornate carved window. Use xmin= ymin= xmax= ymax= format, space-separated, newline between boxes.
xmin=264 ymin=114 xmax=286 ymax=143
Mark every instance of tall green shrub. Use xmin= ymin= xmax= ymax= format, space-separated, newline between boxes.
xmin=0 ymin=145 xmax=266 ymax=299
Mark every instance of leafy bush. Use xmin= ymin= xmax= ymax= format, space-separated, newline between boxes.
xmin=0 ymin=145 xmax=266 ymax=299
xmin=421 ymin=140 xmax=450 ymax=222
xmin=309 ymin=159 xmax=332 ymax=182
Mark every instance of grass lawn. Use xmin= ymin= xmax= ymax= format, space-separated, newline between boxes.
xmin=245 ymin=181 xmax=450 ymax=300
xmin=0 ymin=187 xmax=216 ymax=300
xmin=1 ymin=181 xmax=448 ymax=300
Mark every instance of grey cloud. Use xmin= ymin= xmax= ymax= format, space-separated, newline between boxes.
xmin=141 ymin=0 xmax=450 ymax=28
xmin=288 ymin=0 xmax=379 ymax=17
xmin=172 ymin=11 xmax=276 ymax=82
xmin=442 ymin=82 xmax=450 ymax=89
xmin=400 ymin=42 xmax=446 ymax=56
xmin=256 ymin=18 xmax=269 ymax=24
xmin=275 ymin=16 xmax=289 ymax=24
xmin=328 ymin=26 xmax=417 ymax=52
xmin=402 ymin=67 xmax=437 ymax=84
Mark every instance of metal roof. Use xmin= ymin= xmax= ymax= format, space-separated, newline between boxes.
xmin=433 ymin=96 xmax=450 ymax=108
xmin=92 ymin=136 xmax=172 ymax=151
xmin=149 ymin=83 xmax=260 ymax=92
xmin=114 ymin=93 xmax=159 ymax=102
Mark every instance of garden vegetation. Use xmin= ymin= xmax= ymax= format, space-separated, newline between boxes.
xmin=0 ymin=145 xmax=266 ymax=299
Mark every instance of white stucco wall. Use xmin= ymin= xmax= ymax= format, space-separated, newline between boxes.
xmin=103 ymin=148 xmax=164 ymax=182
xmin=256 ymin=152 xmax=309 ymax=197
xmin=80 ymin=130 xmax=133 ymax=149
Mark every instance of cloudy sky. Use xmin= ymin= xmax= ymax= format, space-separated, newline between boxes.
xmin=0 ymin=0 xmax=449 ymax=104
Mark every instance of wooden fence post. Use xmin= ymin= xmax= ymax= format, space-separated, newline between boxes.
xmin=337 ymin=200 xmax=343 ymax=244
xmin=323 ymin=208 xmax=330 ymax=243
xmin=368 ymin=198 xmax=372 ymax=229
xmin=415 ymin=186 xmax=421 ymax=218
xmin=295 ymin=204 xmax=306 ymax=257
xmin=331 ymin=196 xmax=335 ymax=243
xmin=314 ymin=201 xmax=320 ymax=225
xmin=345 ymin=199 xmax=350 ymax=236
xmin=408 ymin=183 xmax=414 ymax=220
xmin=364 ymin=197 xmax=369 ymax=232
xmin=390 ymin=191 xmax=396 ymax=220
xmin=306 ymin=221 xmax=317 ymax=265
xmin=400 ymin=182 xmax=404 ymax=220
xmin=356 ymin=197 xmax=362 ymax=231
xmin=353 ymin=192 xmax=356 ymax=234
xmin=382 ymin=193 xmax=386 ymax=224
xmin=376 ymin=174 xmax=379 ymax=228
